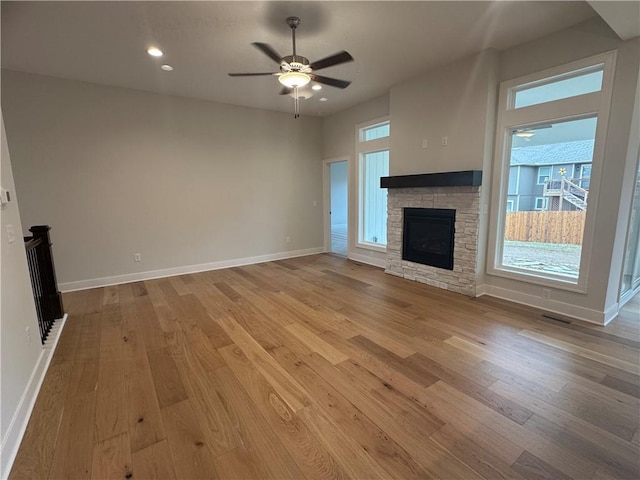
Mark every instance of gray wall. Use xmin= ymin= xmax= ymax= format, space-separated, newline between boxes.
xmin=390 ymin=49 xmax=499 ymax=175
xmin=2 ymin=71 xmax=324 ymax=288
xmin=0 ymin=113 xmax=42 ymax=473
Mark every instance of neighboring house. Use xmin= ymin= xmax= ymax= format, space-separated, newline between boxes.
xmin=508 ymin=139 xmax=594 ymax=212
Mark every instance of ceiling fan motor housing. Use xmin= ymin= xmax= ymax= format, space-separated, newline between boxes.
xmin=281 ymin=55 xmax=310 ymax=72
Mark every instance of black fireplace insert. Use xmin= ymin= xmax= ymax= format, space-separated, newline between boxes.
xmin=402 ymin=208 xmax=455 ymax=270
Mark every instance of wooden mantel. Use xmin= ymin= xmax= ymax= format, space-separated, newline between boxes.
xmin=380 ymin=170 xmax=482 ymax=188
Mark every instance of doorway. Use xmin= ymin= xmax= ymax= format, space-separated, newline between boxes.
xmin=326 ymin=160 xmax=348 ymax=256
xmin=620 ymin=149 xmax=640 ymax=306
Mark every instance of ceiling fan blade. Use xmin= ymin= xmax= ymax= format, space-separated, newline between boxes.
xmin=309 ymin=51 xmax=354 ymax=71
xmin=310 ymin=74 xmax=351 ymax=89
xmin=228 ymin=72 xmax=278 ymax=77
xmin=252 ymin=42 xmax=283 ymax=64
xmin=279 ymin=87 xmax=292 ymax=95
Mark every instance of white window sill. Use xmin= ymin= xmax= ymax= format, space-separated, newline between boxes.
xmin=486 ymin=265 xmax=587 ymax=294
xmin=355 ymin=242 xmax=387 ymax=254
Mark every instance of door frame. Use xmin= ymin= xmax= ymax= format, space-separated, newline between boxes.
xmin=322 ymin=157 xmax=350 ymax=254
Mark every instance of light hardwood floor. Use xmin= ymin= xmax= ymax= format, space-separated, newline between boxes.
xmin=9 ymin=254 xmax=640 ymax=479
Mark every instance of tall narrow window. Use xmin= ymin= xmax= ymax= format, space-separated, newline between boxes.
xmin=357 ymin=119 xmax=390 ymax=249
xmin=488 ymin=52 xmax=615 ymax=291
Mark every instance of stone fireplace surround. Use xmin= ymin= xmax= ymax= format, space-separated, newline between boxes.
xmin=381 ymin=171 xmax=482 ymax=297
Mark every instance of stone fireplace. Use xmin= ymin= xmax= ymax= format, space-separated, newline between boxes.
xmin=381 ymin=171 xmax=482 ymax=296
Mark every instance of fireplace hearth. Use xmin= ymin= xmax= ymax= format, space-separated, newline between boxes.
xmin=402 ymin=208 xmax=455 ymax=270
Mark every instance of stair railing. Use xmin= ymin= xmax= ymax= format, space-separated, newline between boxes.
xmin=23 ymin=226 xmax=64 ymax=344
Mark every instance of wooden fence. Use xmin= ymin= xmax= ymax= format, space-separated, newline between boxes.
xmin=505 ymin=211 xmax=586 ymax=245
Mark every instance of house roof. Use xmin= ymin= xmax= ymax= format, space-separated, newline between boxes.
xmin=511 ymin=139 xmax=594 ymax=166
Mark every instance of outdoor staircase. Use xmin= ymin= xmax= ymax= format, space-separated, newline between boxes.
xmin=544 ymin=177 xmax=588 ymax=211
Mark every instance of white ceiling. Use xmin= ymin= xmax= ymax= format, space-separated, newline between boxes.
xmin=1 ymin=1 xmax=600 ymax=117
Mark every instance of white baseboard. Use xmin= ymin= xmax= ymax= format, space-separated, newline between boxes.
xmin=603 ymin=303 xmax=619 ymax=325
xmin=348 ymin=251 xmax=386 ymax=269
xmin=59 ymin=247 xmax=325 ymax=292
xmin=478 ymin=285 xmax=606 ymax=325
xmin=0 ymin=314 xmax=68 ymax=480
xmin=475 ymin=284 xmax=489 ymax=296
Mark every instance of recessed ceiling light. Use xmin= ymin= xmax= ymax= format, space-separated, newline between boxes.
xmin=312 ymin=84 xmax=322 ymax=91
xmin=319 ymin=97 xmax=328 ymax=102
xmin=147 ymin=47 xmax=163 ymax=57
xmin=161 ymin=64 xmax=174 ymax=72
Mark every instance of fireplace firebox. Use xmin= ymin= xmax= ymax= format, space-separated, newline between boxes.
xmin=402 ymin=208 xmax=455 ymax=270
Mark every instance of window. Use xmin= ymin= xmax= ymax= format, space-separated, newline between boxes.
xmin=537 ymin=167 xmax=552 ymax=185
xmin=488 ymin=51 xmax=616 ymax=291
xmin=534 ymin=197 xmax=548 ymax=210
xmin=580 ymin=164 xmax=592 ymax=189
xmin=513 ymin=66 xmax=604 ymax=109
xmin=361 ymin=122 xmax=390 ymax=141
xmin=357 ymin=118 xmax=390 ymax=249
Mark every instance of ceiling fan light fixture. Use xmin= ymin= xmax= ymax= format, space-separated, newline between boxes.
xmin=514 ymin=129 xmax=535 ymax=138
xmin=279 ymin=71 xmax=311 ymax=88
xmin=147 ymin=47 xmax=163 ymax=57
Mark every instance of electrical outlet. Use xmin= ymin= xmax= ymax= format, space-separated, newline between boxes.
xmin=441 ymin=136 xmax=448 ymax=146
xmin=542 ymin=288 xmax=551 ymax=299
xmin=6 ymin=224 xmax=16 ymax=244
xmin=134 ymin=253 xmax=142 ymax=262
xmin=25 ymin=327 xmax=31 ymax=345
xmin=422 ymin=139 xmax=428 ymax=149
xmin=312 ymin=200 xmax=317 ymax=207
xmin=285 ymin=236 xmax=291 ymax=244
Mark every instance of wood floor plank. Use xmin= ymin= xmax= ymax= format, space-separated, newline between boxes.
xmin=284 ymin=322 xmax=349 ymax=365
xmin=126 ymin=366 xmax=166 ymax=453
xmin=91 ymin=432 xmax=132 ymax=480
xmin=131 ymin=440 xmax=177 ymax=480
xmin=430 ymin=424 xmax=528 ymax=480
xmin=213 ymin=446 xmax=264 ymax=480
xmin=270 ymin=346 xmax=432 ymax=480
xmin=48 ymin=391 xmax=97 ymax=480
xmin=219 ymin=344 xmax=347 ymax=480
xmin=170 ymin=335 xmax=242 ymax=456
xmin=299 ymin=405 xmax=389 ymax=479
xmin=427 ymin=380 xmax=599 ymax=479
xmin=9 ymin=362 xmax=73 ymax=480
xmin=146 ymin=346 xmax=188 ymax=409
xmin=213 ymin=366 xmax=307 ymax=480
xmin=519 ymin=330 xmax=640 ymax=374
xmin=511 ymin=450 xmax=572 ymax=480
xmin=217 ymin=314 xmax=311 ymax=412
xmin=12 ymin=256 xmax=640 ymax=480
xmin=161 ymin=399 xmax=220 ymax=480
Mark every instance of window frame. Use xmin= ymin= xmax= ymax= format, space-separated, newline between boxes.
xmin=356 ymin=116 xmax=390 ymax=252
xmin=506 ymin=200 xmax=515 ymax=212
xmin=537 ymin=166 xmax=552 ymax=185
xmin=487 ymin=51 xmax=617 ymax=292
xmin=534 ymin=197 xmax=548 ymax=211
xmin=511 ymin=64 xmax=605 ymax=110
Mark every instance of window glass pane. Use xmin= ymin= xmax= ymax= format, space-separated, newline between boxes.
xmin=514 ymin=68 xmax=603 ymax=109
xmin=502 ymin=116 xmax=597 ymax=279
xmin=363 ymin=122 xmax=390 ymax=141
xmin=362 ymin=150 xmax=389 ymax=245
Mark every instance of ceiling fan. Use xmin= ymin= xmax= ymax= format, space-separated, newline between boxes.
xmin=228 ymin=16 xmax=354 ymax=118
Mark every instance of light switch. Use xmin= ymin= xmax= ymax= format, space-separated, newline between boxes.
xmin=6 ymin=224 xmax=16 ymax=244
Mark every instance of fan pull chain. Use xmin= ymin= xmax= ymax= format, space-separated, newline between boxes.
xmin=294 ymin=86 xmax=300 ymax=118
